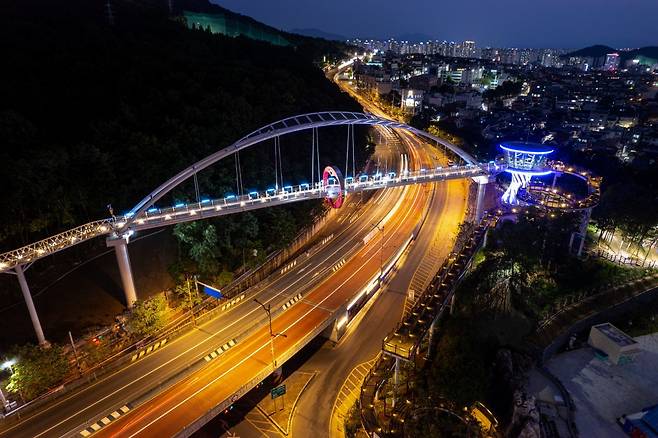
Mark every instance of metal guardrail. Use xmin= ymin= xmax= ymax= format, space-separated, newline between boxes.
xmin=0 ymin=219 xmax=115 ymax=272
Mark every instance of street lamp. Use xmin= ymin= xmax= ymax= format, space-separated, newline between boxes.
xmin=1 ymin=358 xmax=17 ymax=411
xmin=253 ymin=299 xmax=287 ymax=373
xmin=188 ymin=275 xmax=198 ymax=326
xmin=1 ymin=359 xmax=15 ymax=373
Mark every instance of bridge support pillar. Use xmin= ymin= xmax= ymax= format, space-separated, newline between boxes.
xmin=323 ymin=307 xmax=348 ymax=343
xmin=15 ymin=264 xmax=48 ymax=347
xmin=577 ymin=208 xmax=593 ymax=257
xmin=107 ymin=237 xmax=138 ymax=308
xmin=472 ymin=176 xmax=489 ymax=223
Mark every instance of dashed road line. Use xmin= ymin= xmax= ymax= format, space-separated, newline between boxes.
xmin=332 ymin=258 xmax=347 ymax=272
xmin=281 ymin=293 xmax=303 ymax=310
xmin=204 ymin=338 xmax=238 ymax=362
xmin=131 ymin=338 xmax=168 ymax=362
xmin=280 ymin=260 xmax=297 ymax=275
xmin=78 ymin=404 xmax=132 ymax=436
xmin=321 ymin=234 xmax=334 ymax=245
xmin=220 ymin=293 xmax=246 ymax=312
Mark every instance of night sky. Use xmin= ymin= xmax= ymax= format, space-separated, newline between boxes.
xmin=213 ymin=0 xmax=658 ymax=48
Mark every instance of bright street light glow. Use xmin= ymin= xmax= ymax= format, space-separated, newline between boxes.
xmin=1 ymin=359 xmax=16 ymax=370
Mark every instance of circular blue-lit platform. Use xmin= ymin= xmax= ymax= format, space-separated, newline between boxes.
xmin=499 ymin=142 xmax=555 ymax=205
xmin=500 ymin=141 xmax=554 ymax=175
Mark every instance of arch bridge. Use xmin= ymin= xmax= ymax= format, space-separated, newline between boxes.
xmin=1 ymin=111 xmax=500 ymax=346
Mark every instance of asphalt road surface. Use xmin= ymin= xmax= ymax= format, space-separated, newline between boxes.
xmin=0 ymin=126 xmax=411 ymax=438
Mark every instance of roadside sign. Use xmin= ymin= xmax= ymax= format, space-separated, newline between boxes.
xmin=270 ymin=384 xmax=286 ymax=399
xmin=197 ymin=281 xmax=222 ymax=299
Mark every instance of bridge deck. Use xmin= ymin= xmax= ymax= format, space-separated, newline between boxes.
xmin=0 ymin=164 xmax=499 ymax=271
xmin=95 ymin=177 xmax=430 ymax=438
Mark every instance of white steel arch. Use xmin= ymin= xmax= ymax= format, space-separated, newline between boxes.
xmin=123 ymin=111 xmax=478 ymax=230
xmin=0 ymin=111 xmax=479 ymax=273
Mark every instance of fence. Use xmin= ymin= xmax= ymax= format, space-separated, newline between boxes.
xmin=590 ymin=248 xmax=657 ymax=269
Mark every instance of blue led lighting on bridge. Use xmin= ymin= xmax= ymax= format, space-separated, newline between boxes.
xmin=503 ymin=169 xmax=554 ymax=177
xmin=499 ymin=142 xmax=554 ymax=155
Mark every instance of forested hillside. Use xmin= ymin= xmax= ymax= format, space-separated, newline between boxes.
xmin=0 ymin=0 xmax=366 ymax=271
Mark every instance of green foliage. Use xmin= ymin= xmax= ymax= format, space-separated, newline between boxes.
xmin=213 ymin=270 xmax=234 ymax=288
xmin=173 ymin=222 xmax=220 ymax=276
xmin=594 ymin=182 xmax=658 ymax=250
xmin=0 ymin=0 xmax=365 ymax=252
xmin=126 ymin=295 xmax=168 ymax=338
xmin=458 ymin=210 xmax=650 ymax=321
xmin=173 ymin=278 xmax=203 ymax=310
xmin=6 ymin=344 xmax=69 ymax=400
xmin=343 ymin=399 xmax=362 ymax=438
xmin=423 ymin=318 xmax=493 ymax=407
xmin=83 ymin=337 xmax=113 ymax=367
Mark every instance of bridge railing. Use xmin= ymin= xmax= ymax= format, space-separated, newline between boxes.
xmin=0 ymin=219 xmax=115 ymax=272
xmin=0 ymin=160 xmax=503 ymax=272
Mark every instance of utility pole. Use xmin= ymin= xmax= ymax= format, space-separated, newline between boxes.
xmin=69 ymin=331 xmax=82 ymax=375
xmin=188 ymin=276 xmax=197 ymax=326
xmin=253 ymin=299 xmax=287 ymax=373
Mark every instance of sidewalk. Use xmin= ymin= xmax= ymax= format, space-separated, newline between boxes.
xmin=329 ymin=359 xmax=375 ymax=438
xmin=534 ymin=333 xmax=658 ymax=438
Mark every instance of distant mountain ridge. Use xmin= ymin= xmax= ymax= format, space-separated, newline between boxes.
xmin=290 ymin=28 xmax=346 ymax=41
xmin=566 ymin=44 xmax=658 ymax=61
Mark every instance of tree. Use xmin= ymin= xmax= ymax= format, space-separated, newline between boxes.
xmin=173 ymin=277 xmax=203 ymax=310
xmin=6 ymin=344 xmax=69 ymax=400
xmin=173 ymin=222 xmax=220 ymax=276
xmin=126 ymin=295 xmax=168 ymax=338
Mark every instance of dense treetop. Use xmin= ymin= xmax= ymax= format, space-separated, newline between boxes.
xmin=0 ymin=0 xmax=363 ymax=251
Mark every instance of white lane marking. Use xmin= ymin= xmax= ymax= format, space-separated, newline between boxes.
xmin=32 ymin=195 xmax=397 ymax=438
xmin=124 ymin=184 xmax=424 ymax=438
xmin=21 ymin=148 xmax=410 ymax=438
xmin=33 ymin=177 xmax=405 ymax=438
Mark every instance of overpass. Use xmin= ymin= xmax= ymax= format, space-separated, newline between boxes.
xmin=0 ymin=111 xmax=498 ymax=347
xmin=0 ymin=110 xmax=600 ymax=437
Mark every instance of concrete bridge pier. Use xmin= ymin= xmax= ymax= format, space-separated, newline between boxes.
xmin=323 ymin=306 xmax=348 ymax=343
xmin=472 ymin=175 xmax=489 ymax=223
xmin=107 ymin=236 xmax=138 ymax=308
xmin=14 ymin=264 xmax=49 ymax=347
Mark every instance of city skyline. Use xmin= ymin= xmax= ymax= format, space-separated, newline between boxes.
xmin=214 ymin=0 xmax=658 ymax=48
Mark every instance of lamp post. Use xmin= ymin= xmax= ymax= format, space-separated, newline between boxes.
xmin=253 ymin=299 xmax=287 ymax=373
xmin=1 ymin=359 xmax=17 ymax=410
xmin=189 ymin=276 xmax=198 ymax=326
